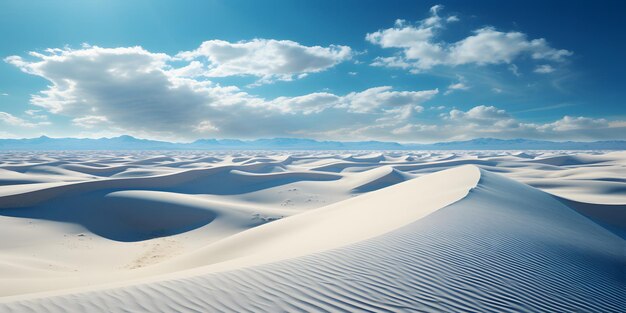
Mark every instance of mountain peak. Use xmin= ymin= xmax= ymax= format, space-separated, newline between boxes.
xmin=114 ymin=135 xmax=138 ymax=141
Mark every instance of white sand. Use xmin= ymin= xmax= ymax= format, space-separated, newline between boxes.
xmin=0 ymin=150 xmax=624 ymax=312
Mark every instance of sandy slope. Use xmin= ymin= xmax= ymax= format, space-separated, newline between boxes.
xmin=0 ymin=151 xmax=624 ymax=312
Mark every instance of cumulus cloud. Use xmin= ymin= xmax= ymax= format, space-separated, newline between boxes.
xmin=5 ymin=45 xmax=436 ymax=140
xmin=176 ymin=39 xmax=352 ymax=84
xmin=366 ymin=5 xmax=571 ymax=73
xmin=6 ymin=46 xmax=172 ymax=114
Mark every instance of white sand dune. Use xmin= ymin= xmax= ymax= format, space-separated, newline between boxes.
xmin=0 ymin=151 xmax=624 ymax=312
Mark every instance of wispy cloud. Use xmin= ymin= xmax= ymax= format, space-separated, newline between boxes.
xmin=0 ymin=112 xmax=50 ymax=128
xmin=514 ymin=103 xmax=575 ymax=113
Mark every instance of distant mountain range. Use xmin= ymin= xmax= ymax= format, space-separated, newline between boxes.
xmin=0 ymin=135 xmax=624 ymax=150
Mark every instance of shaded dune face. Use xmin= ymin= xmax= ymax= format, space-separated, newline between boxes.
xmin=0 ymin=191 xmax=218 ymax=242
xmin=0 ymin=163 xmax=342 ymax=241
xmin=350 ymin=166 xmax=413 ymax=193
xmin=559 ymin=198 xmax=626 ymax=239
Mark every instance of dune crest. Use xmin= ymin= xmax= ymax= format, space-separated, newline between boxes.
xmin=154 ymin=165 xmax=480 ymax=273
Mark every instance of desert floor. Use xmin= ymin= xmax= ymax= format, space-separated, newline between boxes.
xmin=0 ymin=150 xmax=624 ymax=312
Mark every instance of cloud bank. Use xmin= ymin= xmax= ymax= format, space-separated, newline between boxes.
xmin=5 ymin=45 xmax=437 ymax=140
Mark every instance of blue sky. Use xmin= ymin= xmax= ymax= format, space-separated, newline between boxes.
xmin=0 ymin=0 xmax=625 ymax=142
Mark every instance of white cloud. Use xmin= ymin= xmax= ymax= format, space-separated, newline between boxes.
xmin=271 ymin=92 xmax=341 ymax=115
xmin=383 ymin=106 xmax=623 ymax=141
xmin=375 ymin=103 xmax=425 ymax=125
xmin=72 ymin=115 xmax=109 ymax=128
xmin=444 ymin=76 xmax=470 ymax=95
xmin=0 ymin=112 xmax=31 ymax=127
xmin=1 ymin=93 xmax=8 ymax=96
xmin=341 ymin=86 xmax=437 ymax=113
xmin=367 ymin=5 xmax=571 ymax=73
xmin=0 ymin=112 xmax=49 ymax=128
xmin=447 ymin=105 xmax=509 ymax=121
xmin=269 ymin=86 xmax=438 ymax=115
xmin=449 ymin=28 xmax=571 ymax=65
xmin=534 ymin=64 xmax=555 ymax=74
xmin=194 ymin=120 xmax=219 ymax=133
xmin=5 ymin=45 xmax=437 ymax=140
xmin=6 ymin=46 xmax=171 ymax=114
xmin=370 ymin=56 xmax=412 ymax=69
xmin=176 ymin=39 xmax=352 ymax=84
xmin=538 ymin=116 xmax=608 ymax=131
xmin=5 ymin=44 xmax=621 ymax=142
xmin=24 ymin=109 xmax=49 ymax=120
xmin=293 ymin=103 xmax=625 ymax=142
xmin=444 ymin=82 xmax=469 ymax=95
